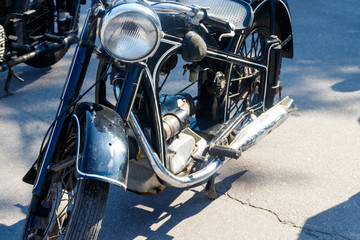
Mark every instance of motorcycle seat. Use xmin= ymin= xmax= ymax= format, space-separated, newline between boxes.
xmin=175 ymin=0 xmax=254 ymax=30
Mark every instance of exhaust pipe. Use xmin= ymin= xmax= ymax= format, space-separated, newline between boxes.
xmin=230 ymin=96 xmax=296 ymax=152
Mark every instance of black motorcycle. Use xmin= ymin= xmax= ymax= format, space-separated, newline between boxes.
xmin=21 ymin=0 xmax=295 ymax=239
xmin=0 ymin=0 xmax=80 ymax=95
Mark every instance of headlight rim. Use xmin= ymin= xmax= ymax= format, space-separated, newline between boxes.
xmin=99 ymin=2 xmax=162 ymax=63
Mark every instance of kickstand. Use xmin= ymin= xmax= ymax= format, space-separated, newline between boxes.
xmin=4 ymin=67 xmax=24 ymax=96
xmin=205 ymin=174 xmax=218 ymax=200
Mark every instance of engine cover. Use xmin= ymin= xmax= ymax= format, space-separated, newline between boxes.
xmin=167 ymin=131 xmax=195 ymax=174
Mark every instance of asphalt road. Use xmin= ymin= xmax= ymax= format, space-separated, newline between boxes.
xmin=1 ymin=0 xmax=360 ymax=239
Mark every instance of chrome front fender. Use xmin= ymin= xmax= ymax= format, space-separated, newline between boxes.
xmin=73 ymin=102 xmax=129 ymax=190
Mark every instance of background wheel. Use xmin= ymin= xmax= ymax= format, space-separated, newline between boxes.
xmin=0 ymin=0 xmax=28 ymax=17
xmin=226 ymin=17 xmax=281 ymax=118
xmin=24 ymin=0 xmax=79 ymax=68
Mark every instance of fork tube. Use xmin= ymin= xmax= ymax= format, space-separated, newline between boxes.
xmin=270 ymin=0 xmax=275 ymax=35
xmin=32 ymin=1 xmax=97 ymax=197
xmin=115 ymin=65 xmax=144 ymax=121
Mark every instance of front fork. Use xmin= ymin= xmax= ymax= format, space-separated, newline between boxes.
xmin=28 ymin=0 xmax=146 ymax=217
xmin=28 ymin=0 xmax=98 ymax=216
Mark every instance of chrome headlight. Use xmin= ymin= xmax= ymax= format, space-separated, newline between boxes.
xmin=99 ymin=3 xmax=162 ymax=62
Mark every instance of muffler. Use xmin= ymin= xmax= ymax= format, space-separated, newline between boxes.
xmin=230 ymin=96 xmax=296 ymax=152
xmin=209 ymin=96 xmax=296 ymax=158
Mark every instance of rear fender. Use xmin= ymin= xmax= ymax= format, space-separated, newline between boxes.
xmin=252 ymin=0 xmax=294 ymax=58
xmin=73 ymin=102 xmax=129 ymax=190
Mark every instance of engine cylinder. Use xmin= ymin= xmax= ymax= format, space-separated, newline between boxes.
xmin=163 ymin=108 xmax=190 ymax=141
xmin=160 ymin=93 xmax=195 ymax=140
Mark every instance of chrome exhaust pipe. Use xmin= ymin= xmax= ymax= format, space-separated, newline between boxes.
xmin=230 ymin=96 xmax=297 ymax=152
xmin=129 ymin=96 xmax=296 ymax=188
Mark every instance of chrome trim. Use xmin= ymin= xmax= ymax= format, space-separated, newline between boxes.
xmin=33 ymin=114 xmax=59 ymax=189
xmin=145 ymin=67 xmax=156 ymax=96
xmin=160 ymin=38 xmax=183 ymax=46
xmin=152 ymin=39 xmax=182 ymax=81
xmin=143 ymin=68 xmax=167 ymax=165
xmin=218 ymin=23 xmax=235 ymax=42
xmin=148 ymin=1 xmax=206 ymax=23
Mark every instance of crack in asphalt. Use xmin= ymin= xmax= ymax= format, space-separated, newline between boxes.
xmin=0 ymin=102 xmax=52 ymax=124
xmin=216 ymin=178 xmax=350 ymax=240
xmin=225 ymin=192 xmax=350 ymax=240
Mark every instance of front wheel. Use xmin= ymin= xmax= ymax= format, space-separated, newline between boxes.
xmin=22 ymin=129 xmax=109 ymax=240
xmin=63 ymin=179 xmax=109 ymax=240
xmin=22 ymin=180 xmax=109 ymax=240
xmin=22 ymin=178 xmax=109 ymax=240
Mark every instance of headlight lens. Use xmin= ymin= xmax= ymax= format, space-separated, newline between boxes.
xmin=100 ymin=3 xmax=162 ymax=62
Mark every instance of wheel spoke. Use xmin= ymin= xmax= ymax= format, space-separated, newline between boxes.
xmin=32 ymin=135 xmax=79 ymax=238
xmin=228 ymin=27 xmax=270 ymax=118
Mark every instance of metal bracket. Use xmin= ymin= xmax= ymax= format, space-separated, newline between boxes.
xmin=218 ymin=22 xmax=235 ymax=42
xmin=205 ymin=174 xmax=218 ymax=199
xmin=4 ymin=67 xmax=24 ymax=96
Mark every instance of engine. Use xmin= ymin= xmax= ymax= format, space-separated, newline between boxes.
xmin=160 ymin=93 xmax=207 ymax=174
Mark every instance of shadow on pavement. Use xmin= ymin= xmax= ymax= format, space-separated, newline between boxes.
xmin=99 ymin=171 xmax=246 ymax=240
xmin=0 ymin=65 xmax=51 ymax=98
xmin=0 ymin=170 xmax=246 ymax=240
xmin=331 ymin=76 xmax=360 ymax=93
xmin=279 ymin=1 xmax=360 ymax=113
xmin=298 ymin=193 xmax=360 ymax=239
xmin=0 ymin=204 xmax=27 ymax=239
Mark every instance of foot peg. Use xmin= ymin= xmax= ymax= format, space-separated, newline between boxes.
xmin=4 ymin=67 xmax=24 ymax=96
xmin=209 ymin=143 xmax=241 ymax=159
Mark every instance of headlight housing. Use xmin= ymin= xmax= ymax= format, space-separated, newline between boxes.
xmin=99 ymin=2 xmax=162 ymax=62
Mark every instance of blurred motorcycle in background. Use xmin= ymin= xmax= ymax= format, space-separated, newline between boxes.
xmin=0 ymin=0 xmax=80 ymax=95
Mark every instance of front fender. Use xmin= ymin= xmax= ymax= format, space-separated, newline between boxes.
xmin=73 ymin=102 xmax=129 ymax=190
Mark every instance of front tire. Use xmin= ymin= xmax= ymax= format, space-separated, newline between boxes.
xmin=22 ymin=180 xmax=109 ymax=240
xmin=22 ymin=127 xmax=109 ymax=240
xmin=63 ymin=179 xmax=109 ymax=240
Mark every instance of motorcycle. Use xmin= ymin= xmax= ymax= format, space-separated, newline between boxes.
xmin=0 ymin=0 xmax=80 ymax=95
xmin=21 ymin=0 xmax=295 ymax=239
